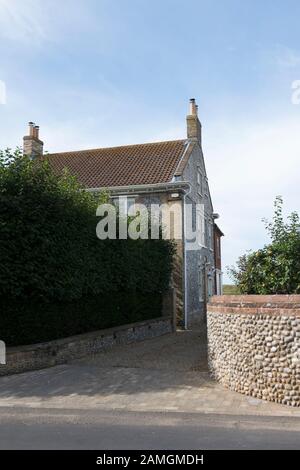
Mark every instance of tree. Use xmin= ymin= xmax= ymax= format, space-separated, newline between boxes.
xmin=228 ymin=197 xmax=300 ymax=294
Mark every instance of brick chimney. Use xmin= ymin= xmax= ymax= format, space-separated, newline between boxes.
xmin=186 ymin=98 xmax=202 ymax=143
xmin=23 ymin=122 xmax=44 ymax=159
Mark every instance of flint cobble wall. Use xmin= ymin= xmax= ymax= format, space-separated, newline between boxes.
xmin=0 ymin=316 xmax=173 ymax=376
xmin=207 ymin=295 xmax=300 ymax=407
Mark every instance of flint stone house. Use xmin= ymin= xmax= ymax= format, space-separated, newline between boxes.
xmin=23 ymin=99 xmax=223 ymax=328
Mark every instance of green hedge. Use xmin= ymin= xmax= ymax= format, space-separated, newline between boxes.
xmin=0 ymin=150 xmax=174 ymax=346
xmin=0 ymin=292 xmax=162 ymax=346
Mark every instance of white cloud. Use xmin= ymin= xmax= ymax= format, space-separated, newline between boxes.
xmin=0 ymin=80 xmax=6 ymax=104
xmin=0 ymin=0 xmax=97 ymax=47
xmin=151 ymin=125 xmax=183 ymax=142
xmin=204 ymin=114 xmax=300 ymax=281
xmin=275 ymin=46 xmax=300 ymax=68
xmin=0 ymin=0 xmax=46 ymax=43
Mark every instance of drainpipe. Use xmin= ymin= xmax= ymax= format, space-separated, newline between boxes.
xmin=182 ymin=183 xmax=191 ymax=330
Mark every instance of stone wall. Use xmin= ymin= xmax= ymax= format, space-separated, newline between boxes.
xmin=207 ymin=295 xmax=300 ymax=407
xmin=0 ymin=316 xmax=173 ymax=377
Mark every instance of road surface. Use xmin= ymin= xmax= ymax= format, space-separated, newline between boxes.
xmin=0 ymin=407 xmax=299 ymax=450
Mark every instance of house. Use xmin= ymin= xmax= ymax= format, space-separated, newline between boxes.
xmin=23 ymin=99 xmax=223 ymax=328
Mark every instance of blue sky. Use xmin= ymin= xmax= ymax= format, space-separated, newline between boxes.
xmin=0 ymin=0 xmax=300 ymax=281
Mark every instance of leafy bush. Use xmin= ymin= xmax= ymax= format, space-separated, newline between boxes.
xmin=0 ymin=293 xmax=162 ymax=346
xmin=228 ymin=197 xmax=300 ymax=294
xmin=0 ymin=149 xmax=174 ymax=346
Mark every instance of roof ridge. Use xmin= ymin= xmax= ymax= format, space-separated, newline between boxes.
xmin=47 ymin=139 xmax=186 ymax=157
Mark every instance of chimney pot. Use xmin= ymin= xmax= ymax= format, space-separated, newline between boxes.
xmin=28 ymin=122 xmax=35 ymax=137
xmin=34 ymin=125 xmax=40 ymax=139
xmin=189 ymin=98 xmax=197 ymax=116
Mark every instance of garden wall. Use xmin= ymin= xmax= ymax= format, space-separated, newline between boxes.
xmin=0 ymin=316 xmax=173 ymax=376
xmin=207 ymin=295 xmax=300 ymax=407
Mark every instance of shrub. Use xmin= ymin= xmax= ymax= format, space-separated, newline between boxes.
xmin=0 ymin=293 xmax=162 ymax=346
xmin=0 ymin=149 xmax=174 ymax=346
xmin=228 ymin=197 xmax=300 ymax=294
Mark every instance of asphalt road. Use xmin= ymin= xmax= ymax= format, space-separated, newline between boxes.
xmin=0 ymin=407 xmax=299 ymax=450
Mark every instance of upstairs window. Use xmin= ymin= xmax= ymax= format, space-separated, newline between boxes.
xmin=216 ymin=236 xmax=221 ymax=256
xmin=196 ymin=206 xmax=205 ymax=247
xmin=112 ymin=196 xmax=136 ymax=215
xmin=197 ymin=169 xmax=203 ymax=195
xmin=208 ymin=221 xmax=213 ymax=250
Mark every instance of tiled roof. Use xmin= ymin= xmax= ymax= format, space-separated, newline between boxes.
xmin=46 ymin=140 xmax=187 ymax=189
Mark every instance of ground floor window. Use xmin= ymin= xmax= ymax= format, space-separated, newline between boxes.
xmin=215 ymin=270 xmax=223 ymax=295
xmin=198 ymin=261 xmax=214 ymax=302
xmin=198 ymin=266 xmax=205 ymax=302
xmin=208 ymin=275 xmax=214 ymax=298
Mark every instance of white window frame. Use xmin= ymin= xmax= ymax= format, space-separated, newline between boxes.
xmin=208 ymin=276 xmax=214 ymax=298
xmin=198 ymin=264 xmax=204 ymax=302
xmin=215 ymin=270 xmax=223 ymax=295
xmin=208 ymin=220 xmax=213 ymax=251
xmin=111 ymin=196 xmax=136 ymax=216
xmin=216 ymin=236 xmax=220 ymax=255
xmin=196 ymin=206 xmax=205 ymax=247
xmin=197 ymin=169 xmax=203 ymax=196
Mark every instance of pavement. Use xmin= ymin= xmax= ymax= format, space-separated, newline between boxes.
xmin=0 ymin=329 xmax=299 ymax=449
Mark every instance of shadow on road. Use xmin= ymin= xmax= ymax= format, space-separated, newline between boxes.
xmin=0 ymin=329 xmax=212 ymax=400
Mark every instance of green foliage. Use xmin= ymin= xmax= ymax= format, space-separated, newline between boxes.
xmin=228 ymin=197 xmax=300 ymax=294
xmin=0 ymin=293 xmax=162 ymax=346
xmin=0 ymin=149 xmax=174 ymax=346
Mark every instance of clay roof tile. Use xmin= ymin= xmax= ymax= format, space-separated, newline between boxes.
xmin=45 ymin=140 xmax=187 ymax=188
